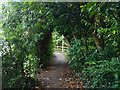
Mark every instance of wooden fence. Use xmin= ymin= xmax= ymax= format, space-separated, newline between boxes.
xmin=55 ymin=46 xmax=68 ymax=53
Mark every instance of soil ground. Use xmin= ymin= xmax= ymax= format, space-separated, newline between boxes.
xmin=35 ymin=52 xmax=82 ymax=89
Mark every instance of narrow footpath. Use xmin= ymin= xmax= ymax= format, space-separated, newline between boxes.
xmin=35 ymin=52 xmax=82 ymax=88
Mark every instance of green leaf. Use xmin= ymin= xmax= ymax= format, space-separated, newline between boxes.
xmin=89 ymin=11 xmax=95 ymax=19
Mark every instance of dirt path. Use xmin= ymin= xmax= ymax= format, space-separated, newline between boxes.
xmin=36 ymin=52 xmax=82 ymax=88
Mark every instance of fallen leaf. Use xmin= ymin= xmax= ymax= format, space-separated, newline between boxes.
xmin=59 ymin=78 xmax=62 ymax=80
xmin=47 ymin=86 xmax=49 ymax=88
xmin=76 ymin=85 xmax=79 ymax=88
xmin=61 ymin=83 xmax=64 ymax=86
xmin=79 ymin=81 xmax=82 ymax=84
xmin=46 ymin=78 xmax=50 ymax=80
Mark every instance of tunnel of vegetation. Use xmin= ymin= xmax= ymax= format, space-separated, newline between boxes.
xmin=1 ymin=2 xmax=120 ymax=88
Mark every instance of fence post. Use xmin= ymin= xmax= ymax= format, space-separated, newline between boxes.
xmin=62 ymin=35 xmax=64 ymax=53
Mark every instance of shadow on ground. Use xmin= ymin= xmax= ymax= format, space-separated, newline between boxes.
xmin=35 ymin=52 xmax=82 ymax=88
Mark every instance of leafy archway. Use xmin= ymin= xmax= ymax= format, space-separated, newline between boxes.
xmin=1 ymin=2 xmax=120 ymax=88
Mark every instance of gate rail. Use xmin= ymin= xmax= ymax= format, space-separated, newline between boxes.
xmin=55 ymin=46 xmax=68 ymax=53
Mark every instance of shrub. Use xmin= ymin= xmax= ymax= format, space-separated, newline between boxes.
xmin=82 ymin=57 xmax=120 ymax=88
xmin=67 ymin=39 xmax=88 ymax=71
xmin=67 ymin=39 xmax=120 ymax=88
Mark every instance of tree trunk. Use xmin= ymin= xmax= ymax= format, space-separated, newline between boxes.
xmin=92 ymin=31 xmax=103 ymax=50
xmin=64 ymin=36 xmax=71 ymax=48
xmin=99 ymin=15 xmax=106 ymax=49
xmin=73 ymin=35 xmax=77 ymax=40
xmin=92 ymin=13 xmax=104 ymax=50
xmin=82 ymin=37 xmax=89 ymax=51
xmin=21 ymin=60 xmax=25 ymax=78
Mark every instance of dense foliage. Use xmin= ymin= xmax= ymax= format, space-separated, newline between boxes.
xmin=68 ymin=39 xmax=120 ymax=88
xmin=65 ymin=2 xmax=120 ymax=88
xmin=1 ymin=2 xmax=120 ymax=88
xmin=2 ymin=2 xmax=54 ymax=88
